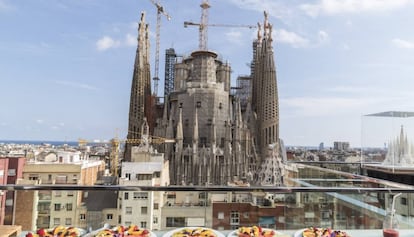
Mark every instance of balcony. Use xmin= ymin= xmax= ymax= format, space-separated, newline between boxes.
xmin=4 ymin=164 xmax=414 ymax=236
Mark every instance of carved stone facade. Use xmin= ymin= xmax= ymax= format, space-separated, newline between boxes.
xmin=127 ymin=11 xmax=284 ymax=186
xmin=125 ymin=12 xmax=153 ymax=162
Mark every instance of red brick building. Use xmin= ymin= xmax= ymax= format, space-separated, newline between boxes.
xmin=0 ymin=157 xmax=26 ymax=225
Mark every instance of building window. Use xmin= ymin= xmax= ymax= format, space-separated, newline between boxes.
xmin=107 ymin=214 xmax=113 ymax=220
xmin=125 ymin=221 xmax=132 ymax=226
xmin=126 ymin=207 xmax=132 ymax=215
xmin=133 ymin=192 xmax=148 ymax=199
xmin=167 ymin=193 xmax=176 ymax=199
xmin=141 ymin=206 xmax=148 ymax=215
xmin=67 ymin=191 xmax=74 ymax=197
xmin=54 ymin=204 xmax=61 ymax=211
xmin=166 ymin=217 xmax=185 ymax=227
xmin=218 ymin=212 xmax=224 ymax=219
xmin=154 ymin=172 xmax=161 ymax=178
xmin=65 ymin=218 xmax=72 ymax=225
xmin=230 ymin=211 xmax=240 ymax=225
xmin=28 ymin=174 xmax=38 ymax=180
xmin=55 ymin=175 xmax=68 ymax=184
xmin=153 ymin=217 xmax=158 ymax=224
xmin=199 ymin=192 xmax=207 ymax=199
xmin=55 ymin=191 xmax=62 ymax=197
xmin=125 ymin=173 xmax=131 ymax=180
xmin=66 ymin=203 xmax=73 ymax=211
xmin=124 ymin=192 xmax=129 ymax=200
xmin=8 ymin=169 xmax=16 ymax=176
xmin=154 ymin=203 xmax=159 ymax=210
xmin=196 ymin=101 xmax=201 ymax=108
xmin=137 ymin=174 xmax=152 ymax=180
xmin=54 ymin=218 xmax=60 ymax=225
xmin=401 ymin=197 xmax=407 ymax=205
xmin=5 ymin=199 xmax=13 ymax=206
xmin=80 ymin=214 xmax=86 ymax=220
xmin=141 ymin=222 xmax=147 ymax=228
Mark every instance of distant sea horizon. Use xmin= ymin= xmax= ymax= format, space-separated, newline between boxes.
xmin=0 ymin=140 xmax=78 ymax=147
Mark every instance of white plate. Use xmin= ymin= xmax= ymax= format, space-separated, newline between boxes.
xmin=162 ymin=227 xmax=225 ymax=237
xmin=227 ymin=228 xmax=282 ymax=237
xmin=83 ymin=226 xmax=156 ymax=237
xmin=293 ymin=228 xmax=306 ymax=237
xmin=27 ymin=227 xmax=86 ymax=236
xmin=293 ymin=228 xmax=350 ymax=237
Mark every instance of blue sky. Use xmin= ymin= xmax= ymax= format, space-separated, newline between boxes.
xmin=1 ymin=0 xmax=414 ymax=147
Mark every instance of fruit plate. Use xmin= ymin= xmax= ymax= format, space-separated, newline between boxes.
xmin=25 ymin=227 xmax=86 ymax=237
xmin=162 ymin=227 xmax=225 ymax=237
xmin=294 ymin=228 xmax=351 ymax=237
xmin=294 ymin=229 xmax=306 ymax=237
xmin=83 ymin=226 xmax=156 ymax=237
xmin=227 ymin=228 xmax=283 ymax=237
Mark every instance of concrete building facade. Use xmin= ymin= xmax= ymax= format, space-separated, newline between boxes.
xmin=118 ymin=141 xmax=169 ymax=230
xmin=14 ymin=152 xmax=105 ymax=231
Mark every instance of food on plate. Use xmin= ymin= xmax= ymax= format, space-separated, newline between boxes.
xmin=95 ymin=225 xmax=151 ymax=237
xmin=172 ymin=227 xmax=217 ymax=237
xmin=301 ymin=227 xmax=350 ymax=237
xmin=25 ymin=225 xmax=81 ymax=237
xmin=237 ymin=226 xmax=276 ymax=237
xmin=126 ymin=225 xmax=151 ymax=236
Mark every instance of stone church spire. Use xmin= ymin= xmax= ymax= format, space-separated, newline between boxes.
xmin=125 ymin=12 xmax=153 ymax=162
xmin=253 ymin=11 xmax=279 ymax=156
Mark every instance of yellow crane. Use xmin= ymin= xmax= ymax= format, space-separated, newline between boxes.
xmin=184 ymin=0 xmax=256 ymax=50
xmin=148 ymin=0 xmax=171 ymax=97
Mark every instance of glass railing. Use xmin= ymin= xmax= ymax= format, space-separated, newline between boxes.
xmin=4 ymin=164 xmax=414 ymax=237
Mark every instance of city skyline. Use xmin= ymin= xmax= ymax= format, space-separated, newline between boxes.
xmin=2 ymin=0 xmax=414 ymax=147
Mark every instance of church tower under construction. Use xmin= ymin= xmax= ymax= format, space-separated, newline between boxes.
xmin=124 ymin=12 xmax=154 ymax=162
xmin=125 ymin=7 xmax=285 ymax=185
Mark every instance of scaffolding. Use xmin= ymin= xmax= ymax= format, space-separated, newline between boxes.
xmin=164 ymin=48 xmax=176 ymax=99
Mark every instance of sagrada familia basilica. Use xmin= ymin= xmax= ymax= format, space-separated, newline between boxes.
xmin=124 ymin=4 xmax=285 ymax=186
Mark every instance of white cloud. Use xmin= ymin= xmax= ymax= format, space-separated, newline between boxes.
xmin=274 ymin=29 xmax=309 ymax=48
xmin=125 ymin=34 xmax=137 ymax=46
xmin=0 ymin=0 xmax=14 ymax=12
xmin=318 ymin=30 xmax=329 ymax=43
xmin=392 ymin=38 xmax=414 ymax=49
xmin=96 ymin=36 xmax=121 ymax=51
xmin=281 ymin=96 xmax=380 ymax=117
xmin=54 ymin=80 xmax=99 ymax=91
xmin=342 ymin=43 xmax=351 ymax=50
xmin=227 ymin=0 xmax=294 ymax=22
xmin=96 ymin=34 xmax=138 ymax=50
xmin=36 ymin=119 xmax=44 ymax=124
xmin=225 ymin=30 xmax=244 ymax=45
xmin=300 ymin=0 xmax=412 ymax=17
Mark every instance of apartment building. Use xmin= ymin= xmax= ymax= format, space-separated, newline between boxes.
xmin=118 ymin=145 xmax=169 ymax=230
xmin=14 ymin=150 xmax=105 ymax=231
xmin=161 ymin=191 xmax=212 ymax=230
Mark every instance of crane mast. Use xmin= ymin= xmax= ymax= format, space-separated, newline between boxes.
xmin=185 ymin=0 xmax=256 ymax=50
xmin=149 ymin=0 xmax=171 ymax=97
xmin=199 ymin=0 xmax=210 ymax=50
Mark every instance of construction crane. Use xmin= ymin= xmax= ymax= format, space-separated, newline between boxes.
xmin=148 ymin=0 xmax=171 ymax=98
xmin=184 ymin=0 xmax=256 ymax=50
